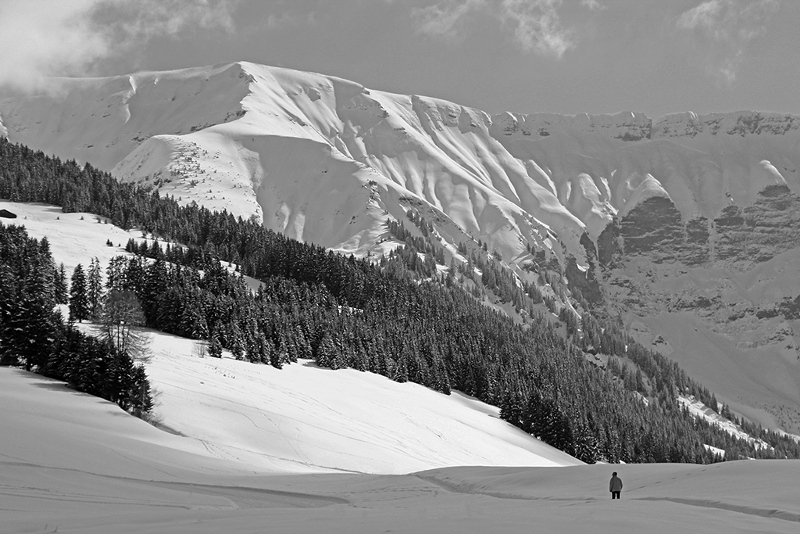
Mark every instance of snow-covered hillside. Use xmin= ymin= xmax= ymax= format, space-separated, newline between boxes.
xmin=1 ymin=201 xmax=578 ymax=475
xmin=3 ymin=62 xmax=800 ymax=433
xmin=146 ymin=332 xmax=579 ymax=474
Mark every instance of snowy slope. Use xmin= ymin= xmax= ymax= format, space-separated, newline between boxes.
xmin=143 ymin=332 xmax=578 ymax=474
xmin=0 ymin=201 xmax=579 ymax=476
xmin=4 ymin=365 xmax=800 ymax=534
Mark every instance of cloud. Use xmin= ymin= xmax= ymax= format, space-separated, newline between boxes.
xmin=411 ymin=0 xmax=486 ymax=42
xmin=264 ymin=5 xmax=321 ymax=29
xmin=266 ymin=11 xmax=300 ymax=29
xmin=0 ymin=0 xmax=107 ymax=91
xmin=97 ymin=0 xmax=236 ymax=37
xmin=581 ymin=0 xmax=605 ymax=11
xmin=412 ymin=0 xmax=573 ymax=58
xmin=0 ymin=0 xmax=237 ymax=92
xmin=499 ymin=0 xmax=575 ymax=58
xmin=677 ymin=0 xmax=779 ymax=86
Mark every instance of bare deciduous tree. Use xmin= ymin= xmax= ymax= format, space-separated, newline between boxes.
xmin=101 ymin=290 xmax=151 ymax=363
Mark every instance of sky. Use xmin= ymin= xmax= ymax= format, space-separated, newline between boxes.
xmin=0 ymin=0 xmax=798 ymax=118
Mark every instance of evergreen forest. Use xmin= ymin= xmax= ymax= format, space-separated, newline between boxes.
xmin=0 ymin=224 xmax=152 ymax=417
xmin=1 ymin=137 xmax=798 ymax=463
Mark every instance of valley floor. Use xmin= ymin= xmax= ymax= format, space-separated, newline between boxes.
xmin=3 ymin=366 xmax=800 ymax=534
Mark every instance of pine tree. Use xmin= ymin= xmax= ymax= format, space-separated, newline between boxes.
xmin=394 ymin=352 xmax=409 ymax=383
xmin=54 ymin=262 xmax=68 ymax=304
xmin=106 ymin=256 xmax=128 ymax=292
xmin=208 ymin=330 xmax=223 ymax=358
xmin=270 ymin=337 xmax=285 ymax=369
xmin=0 ymin=263 xmax=16 ymax=364
xmin=123 ymin=256 xmax=146 ymax=294
xmin=16 ymin=244 xmax=57 ymax=370
xmin=314 ymin=332 xmax=337 ymax=369
xmin=129 ymin=364 xmax=154 ymax=417
xmin=229 ymin=323 xmax=245 ymax=360
xmin=141 ymin=258 xmax=168 ymax=323
xmin=256 ymin=332 xmax=273 ymax=365
xmin=69 ymin=264 xmax=89 ymax=322
xmin=572 ymin=418 xmax=600 ymax=464
xmin=87 ymin=257 xmax=104 ymax=319
xmin=179 ymin=299 xmax=209 ymax=340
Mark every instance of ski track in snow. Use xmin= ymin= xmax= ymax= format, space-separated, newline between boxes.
xmin=417 ymin=470 xmax=800 ymax=524
xmin=637 ymin=497 xmax=800 ymax=524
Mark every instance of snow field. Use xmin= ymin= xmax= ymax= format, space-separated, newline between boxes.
xmin=3 ymin=367 xmax=800 ymax=533
xmin=142 ymin=330 xmax=579 ymax=474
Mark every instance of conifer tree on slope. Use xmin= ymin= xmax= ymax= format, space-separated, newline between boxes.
xmin=87 ymin=257 xmax=104 ymax=320
xmin=12 ymin=236 xmax=58 ymax=370
xmin=23 ymin=255 xmax=57 ymax=370
xmin=69 ymin=264 xmax=89 ymax=323
xmin=0 ymin=264 xmax=14 ymax=363
xmin=208 ymin=329 xmax=223 ymax=358
xmin=54 ymin=263 xmax=68 ymax=305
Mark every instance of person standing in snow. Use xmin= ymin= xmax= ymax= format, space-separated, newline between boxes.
xmin=609 ymin=472 xmax=623 ymax=499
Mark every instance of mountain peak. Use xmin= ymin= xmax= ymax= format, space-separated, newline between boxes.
xmin=2 ymin=61 xmax=800 ymax=267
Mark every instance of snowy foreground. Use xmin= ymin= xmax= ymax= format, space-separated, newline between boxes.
xmin=3 ymin=367 xmax=800 ymax=534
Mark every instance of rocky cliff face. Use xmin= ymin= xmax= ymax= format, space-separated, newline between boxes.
xmin=713 ymin=185 xmax=800 ymax=266
xmin=593 ymin=183 xmax=800 ymax=433
xmin=598 ymin=183 xmax=800 ymax=269
xmin=492 ymin=111 xmax=652 ymax=141
xmin=653 ymin=111 xmax=800 ymax=139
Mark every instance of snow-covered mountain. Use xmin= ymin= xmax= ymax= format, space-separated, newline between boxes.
xmin=3 ymin=61 xmax=800 ymax=433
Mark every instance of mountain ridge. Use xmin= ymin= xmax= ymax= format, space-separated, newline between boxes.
xmin=3 ymin=61 xmax=800 ymax=432
xmin=3 ymin=61 xmax=798 ymax=262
